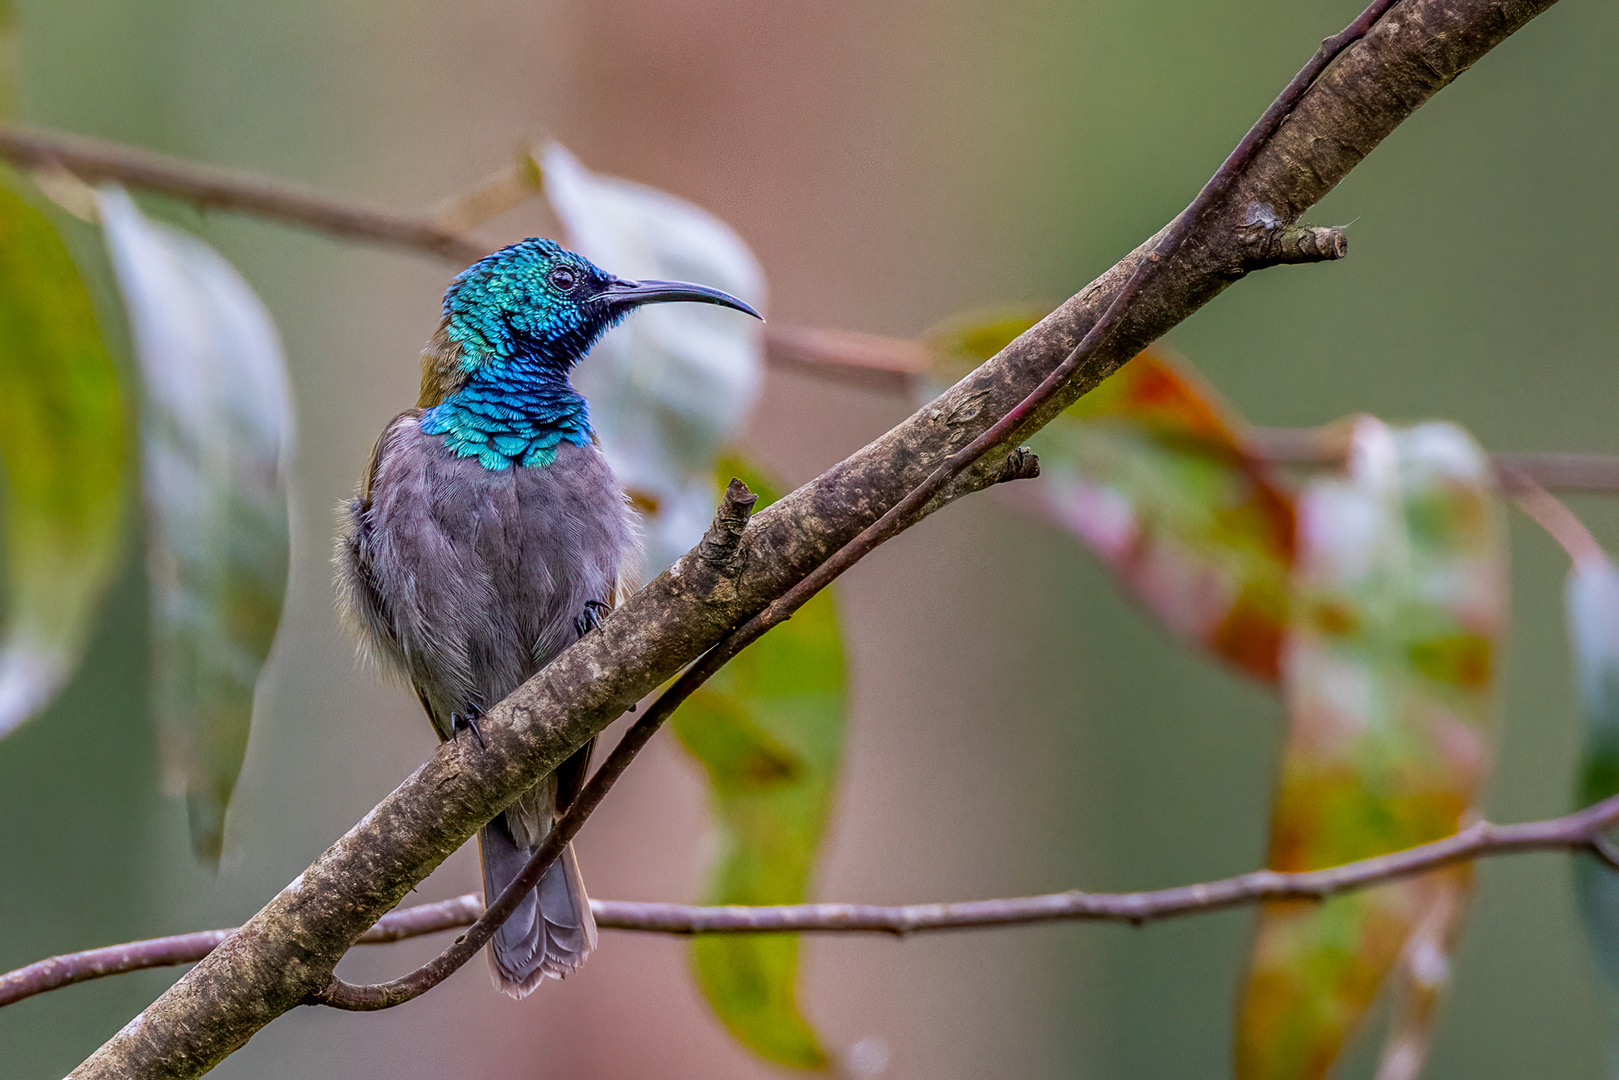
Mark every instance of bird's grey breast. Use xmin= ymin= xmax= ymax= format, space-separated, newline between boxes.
xmin=336 ymin=413 xmax=635 ymax=739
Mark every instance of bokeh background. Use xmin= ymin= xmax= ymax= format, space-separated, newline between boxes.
xmin=2 ymin=0 xmax=1616 ymax=1076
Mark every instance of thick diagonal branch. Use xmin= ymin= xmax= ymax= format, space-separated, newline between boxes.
xmin=71 ymin=1 xmax=1560 ymax=1076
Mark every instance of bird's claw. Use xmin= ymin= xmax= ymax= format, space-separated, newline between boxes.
xmin=574 ymin=599 xmax=610 ymax=639
xmin=451 ymin=704 xmax=486 ymax=749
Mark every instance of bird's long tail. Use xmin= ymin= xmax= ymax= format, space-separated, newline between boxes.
xmin=477 ymin=814 xmax=598 ymax=998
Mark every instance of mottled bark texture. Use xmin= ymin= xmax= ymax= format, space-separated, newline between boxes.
xmin=72 ymin=1 xmax=1560 ymax=1075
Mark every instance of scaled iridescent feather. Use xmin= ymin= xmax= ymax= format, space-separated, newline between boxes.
xmin=418 ymin=239 xmax=625 ymax=470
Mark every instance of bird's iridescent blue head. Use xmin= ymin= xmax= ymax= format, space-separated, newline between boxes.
xmin=420 ymin=238 xmax=760 ymax=470
xmin=442 ymin=237 xmax=760 ymax=374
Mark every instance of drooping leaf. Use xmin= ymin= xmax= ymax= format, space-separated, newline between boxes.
xmin=1565 ymin=555 xmax=1619 ymax=1007
xmin=1236 ymin=418 xmax=1505 ymax=1080
xmin=671 ymin=457 xmax=844 ymax=1071
xmin=932 ymin=321 xmax=1297 ymax=684
xmin=98 ymin=186 xmax=293 ymax=863
xmin=1035 ymin=350 xmax=1295 ymax=681
xmin=0 ymin=180 xmax=127 ymax=738
xmin=542 ymin=143 xmax=766 ymax=573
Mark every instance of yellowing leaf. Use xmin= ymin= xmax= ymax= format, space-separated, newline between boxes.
xmin=671 ymin=458 xmax=844 ymax=1071
xmin=99 ymin=187 xmax=293 ymax=863
xmin=0 ymin=180 xmax=128 ymax=738
xmin=1236 ymin=418 xmax=1505 ymax=1080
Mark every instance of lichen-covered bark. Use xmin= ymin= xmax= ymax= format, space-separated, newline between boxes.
xmin=72 ymin=1 xmax=1560 ymax=1075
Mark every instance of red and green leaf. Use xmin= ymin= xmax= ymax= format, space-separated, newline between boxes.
xmin=1020 ymin=349 xmax=1296 ymax=681
xmin=930 ymin=317 xmax=1296 ymax=682
xmin=1236 ymin=418 xmax=1505 ymax=1079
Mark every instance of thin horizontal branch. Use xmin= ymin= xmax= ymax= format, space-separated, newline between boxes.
xmin=1247 ymin=425 xmax=1619 ymax=494
xmin=0 ymin=126 xmax=492 ymax=262
xmin=0 ymin=896 xmax=485 ymax=1010
xmin=13 ymin=791 xmax=1619 ymax=1010
xmin=763 ymin=325 xmax=932 ymax=392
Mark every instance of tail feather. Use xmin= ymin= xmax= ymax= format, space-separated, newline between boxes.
xmin=478 ymin=818 xmax=598 ymax=999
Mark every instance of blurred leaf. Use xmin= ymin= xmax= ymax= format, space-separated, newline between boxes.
xmin=1236 ymin=418 xmax=1505 ymax=1080
xmin=1565 ymin=555 xmax=1619 ymax=997
xmin=992 ymin=344 xmax=1295 ymax=682
xmin=542 ymin=143 xmax=766 ymax=573
xmin=0 ymin=180 xmax=127 ymax=739
xmin=98 ymin=186 xmax=293 ymax=863
xmin=671 ymin=457 xmax=844 ymax=1071
xmin=0 ymin=0 xmax=18 ymax=119
xmin=925 ymin=304 xmax=1047 ymax=383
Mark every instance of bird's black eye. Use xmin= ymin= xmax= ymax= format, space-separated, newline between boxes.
xmin=548 ymin=265 xmax=580 ymax=292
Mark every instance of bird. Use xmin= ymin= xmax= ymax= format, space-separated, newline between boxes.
xmin=334 ymin=237 xmax=760 ymax=997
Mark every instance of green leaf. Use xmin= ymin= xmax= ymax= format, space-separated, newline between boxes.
xmin=671 ymin=457 xmax=844 ymax=1071
xmin=925 ymin=304 xmax=1048 ymax=382
xmin=0 ymin=0 xmax=19 ymax=120
xmin=0 ymin=180 xmax=128 ymax=739
xmin=1236 ymin=418 xmax=1506 ymax=1080
xmin=542 ymin=143 xmax=766 ymax=572
xmin=1565 ymin=556 xmax=1619 ymax=992
xmin=98 ymin=186 xmax=293 ymax=863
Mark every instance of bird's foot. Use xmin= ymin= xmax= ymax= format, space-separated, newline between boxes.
xmin=451 ymin=704 xmax=486 ymax=749
xmin=574 ymin=599 xmax=610 ymax=639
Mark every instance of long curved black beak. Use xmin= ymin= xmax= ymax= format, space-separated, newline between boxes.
xmin=593 ymin=277 xmax=762 ymax=320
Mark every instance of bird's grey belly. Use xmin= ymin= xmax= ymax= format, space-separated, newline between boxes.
xmin=337 ymin=418 xmax=633 ymax=740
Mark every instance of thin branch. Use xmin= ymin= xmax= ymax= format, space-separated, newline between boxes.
xmin=13 ymin=792 xmax=1619 ymax=1011
xmin=763 ymin=325 xmax=932 ymax=392
xmin=0 ymin=126 xmax=492 ymax=262
xmin=1497 ymin=465 xmax=1608 ymax=566
xmin=1247 ymin=425 xmax=1619 ymax=495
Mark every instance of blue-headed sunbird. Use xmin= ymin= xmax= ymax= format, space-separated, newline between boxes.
xmin=336 ymin=238 xmax=760 ymax=996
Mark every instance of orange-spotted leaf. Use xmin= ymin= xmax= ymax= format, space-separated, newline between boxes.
xmin=1025 ymin=349 xmax=1295 ymax=681
xmin=1236 ymin=418 xmax=1505 ymax=1080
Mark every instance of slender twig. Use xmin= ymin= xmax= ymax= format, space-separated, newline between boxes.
xmin=12 ymin=792 xmax=1619 ymax=1011
xmin=1498 ymin=465 xmax=1607 ymax=566
xmin=763 ymin=325 xmax=932 ymax=392
xmin=0 ymin=126 xmax=493 ymax=262
xmin=424 ymin=148 xmax=550 ymax=234
xmin=1247 ymin=425 xmax=1619 ymax=495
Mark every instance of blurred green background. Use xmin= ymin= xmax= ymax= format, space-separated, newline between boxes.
xmin=1 ymin=0 xmax=1614 ymax=1076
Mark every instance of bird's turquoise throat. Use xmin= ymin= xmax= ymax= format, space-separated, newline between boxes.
xmin=419 ymin=358 xmax=592 ymax=471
